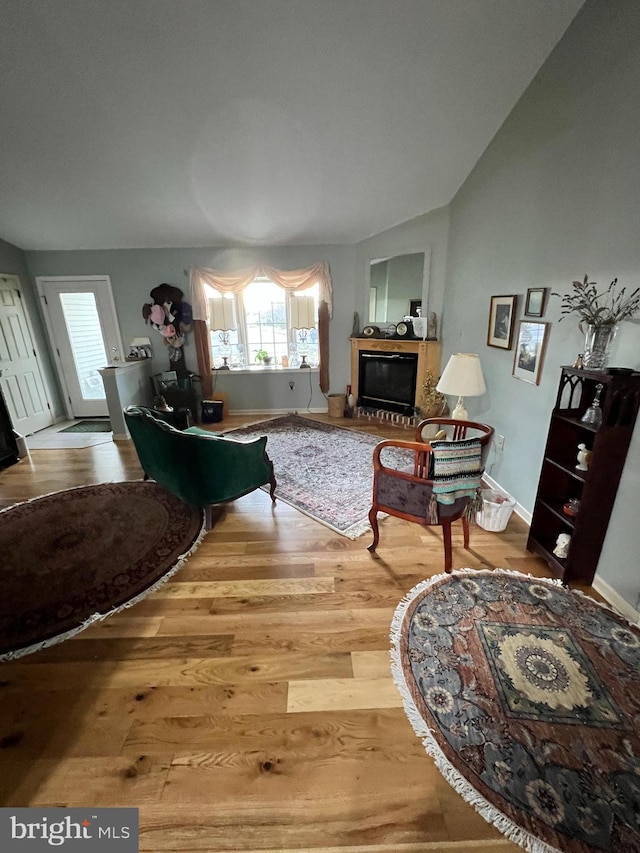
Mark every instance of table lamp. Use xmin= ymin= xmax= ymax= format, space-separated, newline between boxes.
xmin=209 ymin=297 xmax=236 ymax=370
xmin=436 ymin=353 xmax=486 ymax=420
xmin=290 ymin=295 xmax=316 ymax=368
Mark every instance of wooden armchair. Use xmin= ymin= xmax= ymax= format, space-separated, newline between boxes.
xmin=368 ymin=418 xmax=494 ymax=571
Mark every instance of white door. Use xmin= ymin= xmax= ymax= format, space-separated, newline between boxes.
xmin=0 ymin=275 xmax=53 ymax=435
xmin=37 ymin=276 xmax=124 ymax=418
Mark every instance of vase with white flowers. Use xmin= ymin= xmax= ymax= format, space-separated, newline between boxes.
xmin=552 ymin=275 xmax=640 ymax=370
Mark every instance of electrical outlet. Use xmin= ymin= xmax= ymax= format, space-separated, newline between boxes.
xmin=289 ymin=380 xmax=295 ymax=390
xmin=496 ymin=434 xmax=505 ymax=451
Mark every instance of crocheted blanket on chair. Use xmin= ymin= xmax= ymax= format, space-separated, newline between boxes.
xmin=427 ymin=438 xmax=483 ymax=523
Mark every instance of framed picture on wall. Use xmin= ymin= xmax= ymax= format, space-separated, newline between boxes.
xmin=512 ymin=321 xmax=550 ymax=385
xmin=487 ymin=295 xmax=517 ymax=349
xmin=525 ymin=287 xmax=549 ymax=317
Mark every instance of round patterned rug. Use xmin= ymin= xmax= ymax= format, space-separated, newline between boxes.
xmin=0 ymin=481 xmax=205 ymax=660
xmin=391 ymin=569 xmax=640 ymax=853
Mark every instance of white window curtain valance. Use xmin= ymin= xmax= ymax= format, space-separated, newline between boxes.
xmin=189 ymin=262 xmax=332 ymax=397
xmin=189 ymin=262 xmax=332 ymax=321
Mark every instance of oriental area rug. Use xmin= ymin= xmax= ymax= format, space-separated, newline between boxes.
xmin=0 ymin=481 xmax=205 ymax=660
xmin=226 ymin=414 xmax=410 ymax=538
xmin=391 ymin=569 xmax=640 ymax=853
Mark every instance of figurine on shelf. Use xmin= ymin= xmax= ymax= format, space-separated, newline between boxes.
xmin=573 ymin=353 xmax=584 ymax=369
xmin=580 ymin=382 xmax=604 ymax=428
xmin=576 ymin=443 xmax=592 ymax=471
xmin=553 ymin=532 xmax=571 ymax=559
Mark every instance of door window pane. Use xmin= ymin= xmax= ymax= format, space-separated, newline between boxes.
xmin=59 ymin=292 xmax=108 ymax=400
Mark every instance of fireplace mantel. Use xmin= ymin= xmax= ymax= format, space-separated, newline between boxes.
xmin=350 ymin=337 xmax=441 ymax=411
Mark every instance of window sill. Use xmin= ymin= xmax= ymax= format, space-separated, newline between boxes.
xmin=212 ymin=366 xmax=319 ymax=375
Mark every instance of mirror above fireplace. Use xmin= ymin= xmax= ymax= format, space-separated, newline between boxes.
xmin=368 ymin=251 xmax=428 ymax=325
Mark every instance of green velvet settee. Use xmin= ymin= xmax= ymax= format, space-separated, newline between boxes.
xmin=123 ymin=406 xmax=276 ymax=527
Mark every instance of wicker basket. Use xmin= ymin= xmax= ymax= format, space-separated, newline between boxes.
xmin=327 ymin=393 xmax=346 ymax=418
xmin=476 ymin=489 xmax=516 ymax=532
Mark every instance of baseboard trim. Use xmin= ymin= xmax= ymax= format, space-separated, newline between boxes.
xmin=227 ymin=407 xmax=327 ymax=416
xmin=481 ymin=472 xmax=532 ymax=526
xmin=592 ymin=576 xmax=640 ymax=625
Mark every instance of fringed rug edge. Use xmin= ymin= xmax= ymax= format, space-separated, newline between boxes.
xmin=389 ymin=567 xmax=564 ymax=853
xmin=0 ymin=502 xmax=207 ymax=662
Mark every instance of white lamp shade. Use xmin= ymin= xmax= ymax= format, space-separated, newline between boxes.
xmin=436 ymin=353 xmax=486 ymax=397
xmin=290 ymin=295 xmax=316 ymax=329
xmin=208 ymin=297 xmax=237 ymax=331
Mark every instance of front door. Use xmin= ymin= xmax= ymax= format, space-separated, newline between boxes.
xmin=0 ymin=275 xmax=53 ymax=435
xmin=37 ymin=276 xmax=124 ymax=418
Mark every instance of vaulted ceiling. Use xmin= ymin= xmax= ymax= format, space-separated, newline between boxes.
xmin=0 ymin=0 xmax=583 ymax=250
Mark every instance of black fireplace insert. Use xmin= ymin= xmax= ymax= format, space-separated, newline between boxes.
xmin=358 ymin=350 xmax=418 ymax=415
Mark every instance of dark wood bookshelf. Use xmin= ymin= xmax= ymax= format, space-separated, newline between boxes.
xmin=527 ymin=366 xmax=640 ymax=584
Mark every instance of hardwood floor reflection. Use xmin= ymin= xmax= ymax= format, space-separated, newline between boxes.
xmin=0 ymin=413 xmax=578 ymax=852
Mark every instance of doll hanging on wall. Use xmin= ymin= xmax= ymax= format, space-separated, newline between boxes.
xmin=141 ymin=283 xmax=193 ymax=376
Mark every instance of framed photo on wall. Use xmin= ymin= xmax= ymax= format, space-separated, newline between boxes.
xmin=487 ymin=295 xmax=517 ymax=349
xmin=512 ymin=320 xmax=550 ymax=385
xmin=525 ymin=287 xmax=549 ymax=317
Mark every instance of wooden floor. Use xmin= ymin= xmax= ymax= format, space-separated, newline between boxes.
xmin=0 ymin=413 xmax=595 ymax=853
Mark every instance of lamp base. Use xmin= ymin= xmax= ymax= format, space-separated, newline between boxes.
xmin=451 ymin=396 xmax=468 ymax=420
xmin=217 ymin=356 xmax=230 ymax=371
xmin=299 ymin=355 xmax=310 ymax=369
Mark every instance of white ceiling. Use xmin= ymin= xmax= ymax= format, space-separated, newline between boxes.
xmin=0 ymin=0 xmax=584 ymax=251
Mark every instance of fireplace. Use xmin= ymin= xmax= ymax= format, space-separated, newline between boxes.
xmin=350 ymin=338 xmax=441 ymax=415
xmin=358 ymin=350 xmax=418 ymax=414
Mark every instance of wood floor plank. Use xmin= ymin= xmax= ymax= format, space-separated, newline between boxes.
xmin=0 ymin=755 xmax=174 ymax=807
xmin=287 ymin=676 xmax=402 ymax=712
xmin=20 ymin=635 xmax=235 ymax=663
xmin=351 ymin=651 xmax=395 ymax=679
xmin=152 ymin=577 xmax=335 ymax=598
xmin=2 ymin=652 xmax=353 ymax=690
xmin=0 ymin=414 xmax=581 ymax=852
xmin=80 ymin=616 xmax=164 ymax=639
xmin=123 ymin=708 xmax=419 ymax=756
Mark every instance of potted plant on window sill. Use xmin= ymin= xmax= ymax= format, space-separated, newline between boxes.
xmin=254 ymin=349 xmax=273 ymax=366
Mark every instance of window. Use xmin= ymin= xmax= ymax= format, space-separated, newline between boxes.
xmin=206 ymin=279 xmax=319 ymax=368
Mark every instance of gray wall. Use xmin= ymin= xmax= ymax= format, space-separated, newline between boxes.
xmin=443 ymin=0 xmax=640 ymax=608
xmin=25 ymin=243 xmax=357 ymax=413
